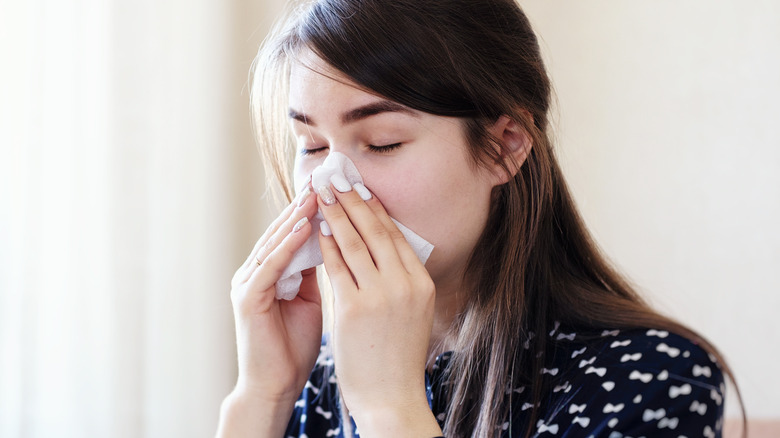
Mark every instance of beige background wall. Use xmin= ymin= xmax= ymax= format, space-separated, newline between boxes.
xmin=523 ymin=0 xmax=780 ymax=420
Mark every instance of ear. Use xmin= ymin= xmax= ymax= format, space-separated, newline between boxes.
xmin=488 ymin=114 xmax=533 ymax=186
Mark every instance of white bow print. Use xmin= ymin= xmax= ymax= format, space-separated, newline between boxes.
xmin=536 ymin=420 xmax=559 ymax=435
xmin=315 ymin=406 xmax=333 ymax=420
xmin=693 ymin=365 xmax=712 ymax=377
xmin=556 ymin=332 xmax=576 ymax=341
xmin=642 ymin=408 xmax=666 ymax=422
xmin=669 ymin=383 xmax=692 ymax=399
xmin=610 ymin=339 xmax=631 ymax=348
xmin=710 ymin=389 xmax=723 ymax=405
xmin=572 ymin=416 xmax=590 ymax=428
xmin=602 ymin=403 xmax=625 ymax=414
xmin=620 ymin=352 xmax=642 ymax=362
xmin=658 ymin=417 xmax=679 ymax=429
xmin=647 ymin=329 xmax=669 ymax=338
xmin=585 ymin=366 xmax=606 ymax=377
xmin=629 ymin=370 xmax=653 ymax=383
xmin=690 ymin=400 xmax=708 ymax=415
xmin=656 ymin=342 xmax=680 ymax=358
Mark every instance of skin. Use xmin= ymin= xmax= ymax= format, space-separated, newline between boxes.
xmin=289 ymin=51 xmax=503 ymax=356
xmin=217 ymin=50 xmax=529 ymax=437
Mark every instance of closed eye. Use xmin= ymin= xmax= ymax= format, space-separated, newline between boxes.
xmin=367 ymin=143 xmax=402 ymax=153
xmin=300 ymin=142 xmax=402 ymax=156
xmin=300 ymin=146 xmax=328 ymax=156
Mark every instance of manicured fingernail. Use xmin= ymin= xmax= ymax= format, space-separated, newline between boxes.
xmin=320 ymin=221 xmax=332 ymax=236
xmin=353 ymin=183 xmax=372 ymax=201
xmin=297 ymin=186 xmax=311 ymax=206
xmin=316 ymin=185 xmax=336 ymax=205
xmin=293 ymin=217 xmax=308 ymax=233
xmin=330 ymin=173 xmax=352 ymax=193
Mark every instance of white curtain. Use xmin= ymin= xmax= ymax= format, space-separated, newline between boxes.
xmin=0 ymin=0 xmax=284 ymax=436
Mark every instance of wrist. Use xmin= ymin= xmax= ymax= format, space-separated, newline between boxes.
xmin=216 ymin=388 xmax=298 ymax=438
xmin=351 ymin=402 xmax=442 ymax=438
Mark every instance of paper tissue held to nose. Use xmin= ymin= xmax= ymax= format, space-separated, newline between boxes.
xmin=275 ymin=152 xmax=435 ymax=300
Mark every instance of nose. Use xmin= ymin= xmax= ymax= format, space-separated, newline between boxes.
xmin=294 ymin=147 xmax=363 ymax=194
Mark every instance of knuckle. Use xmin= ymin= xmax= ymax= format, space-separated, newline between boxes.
xmin=389 ymin=227 xmax=405 ymax=242
xmin=326 ymin=259 xmax=351 ymax=277
xmin=369 ymin=221 xmax=389 ymax=239
xmin=343 ymin=237 xmax=366 ymax=255
xmin=327 ymin=206 xmax=349 ymax=222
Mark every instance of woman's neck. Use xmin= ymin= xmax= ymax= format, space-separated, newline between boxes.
xmin=427 ymin=274 xmax=467 ymax=368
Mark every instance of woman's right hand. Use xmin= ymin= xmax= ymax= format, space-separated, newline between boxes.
xmin=218 ymin=187 xmax=321 ymax=437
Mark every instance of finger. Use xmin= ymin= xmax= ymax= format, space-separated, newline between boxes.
xmin=329 ymin=182 xmax=404 ymax=271
xmin=316 ymin=185 xmax=379 ymax=285
xmin=297 ymin=267 xmax=322 ymax=304
xmin=246 ymin=215 xmax=313 ymax=293
xmin=241 ymin=186 xmax=312 ymax=271
xmin=238 ymin=189 xmax=316 ymax=284
xmin=361 ymin=188 xmax=427 ymax=276
xmin=318 ymin=224 xmax=358 ymax=298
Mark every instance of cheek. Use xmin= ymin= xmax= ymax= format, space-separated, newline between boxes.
xmin=293 ymin=157 xmax=321 ymax=193
xmin=365 ymin=167 xmax=494 ymax=266
xmin=361 ymin=164 xmax=457 ymax=242
xmin=359 ymin=164 xmax=423 ymax=215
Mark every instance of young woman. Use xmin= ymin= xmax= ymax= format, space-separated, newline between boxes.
xmin=217 ymin=0 xmax=742 ymax=437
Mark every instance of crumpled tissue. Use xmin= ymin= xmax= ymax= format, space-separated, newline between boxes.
xmin=275 ymin=152 xmax=434 ymax=300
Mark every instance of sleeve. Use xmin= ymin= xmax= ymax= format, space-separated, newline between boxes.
xmin=532 ymin=331 xmax=725 ymax=438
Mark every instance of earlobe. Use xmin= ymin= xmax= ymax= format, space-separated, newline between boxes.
xmin=489 ymin=114 xmax=533 ymax=185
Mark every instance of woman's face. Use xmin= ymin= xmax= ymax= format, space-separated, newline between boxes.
xmin=289 ymin=51 xmax=500 ymax=288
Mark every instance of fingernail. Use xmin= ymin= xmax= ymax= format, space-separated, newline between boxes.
xmin=330 ymin=173 xmax=352 ymax=193
xmin=297 ymin=186 xmax=311 ymax=206
xmin=317 ymin=185 xmax=336 ymax=205
xmin=353 ymin=183 xmax=372 ymax=201
xmin=320 ymin=221 xmax=332 ymax=236
xmin=293 ymin=217 xmax=308 ymax=233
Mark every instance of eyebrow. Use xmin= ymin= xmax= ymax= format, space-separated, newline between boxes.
xmin=288 ymin=100 xmax=418 ymax=126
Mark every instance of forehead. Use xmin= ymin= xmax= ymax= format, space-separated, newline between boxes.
xmin=288 ymin=50 xmax=383 ymax=111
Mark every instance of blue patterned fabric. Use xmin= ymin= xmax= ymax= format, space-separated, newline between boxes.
xmin=285 ymin=327 xmax=724 ymax=438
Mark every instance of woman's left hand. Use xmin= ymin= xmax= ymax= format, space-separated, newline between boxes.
xmin=316 ymin=182 xmax=443 ymax=437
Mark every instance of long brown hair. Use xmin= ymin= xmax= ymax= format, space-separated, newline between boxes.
xmin=251 ymin=0 xmax=745 ymax=436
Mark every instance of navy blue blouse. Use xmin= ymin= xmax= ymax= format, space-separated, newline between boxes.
xmin=285 ymin=326 xmax=725 ymax=437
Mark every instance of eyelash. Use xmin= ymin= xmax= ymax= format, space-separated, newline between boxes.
xmin=367 ymin=142 xmax=402 ymax=153
xmin=300 ymin=143 xmax=402 ymax=156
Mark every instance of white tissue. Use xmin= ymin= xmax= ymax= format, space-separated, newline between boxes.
xmin=275 ymin=152 xmax=435 ymax=300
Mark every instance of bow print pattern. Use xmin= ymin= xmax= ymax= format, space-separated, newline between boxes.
xmin=285 ymin=328 xmax=724 ymax=438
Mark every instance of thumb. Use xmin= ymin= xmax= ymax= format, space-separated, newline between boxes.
xmin=297 ymin=267 xmax=321 ymax=304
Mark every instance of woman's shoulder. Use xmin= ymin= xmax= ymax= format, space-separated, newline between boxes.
xmin=533 ymin=325 xmax=725 ymax=437
xmin=554 ymin=326 xmax=724 ymax=391
xmin=553 ymin=326 xmax=722 ymax=375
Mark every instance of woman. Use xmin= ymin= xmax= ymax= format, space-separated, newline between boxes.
xmin=217 ymin=0 xmax=742 ymax=437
